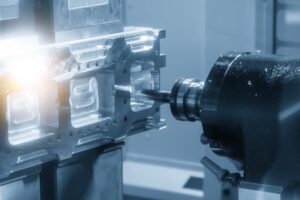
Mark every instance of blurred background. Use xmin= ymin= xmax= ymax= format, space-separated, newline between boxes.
xmin=122 ymin=0 xmax=300 ymax=200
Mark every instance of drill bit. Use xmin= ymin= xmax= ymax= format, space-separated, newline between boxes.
xmin=142 ymin=90 xmax=171 ymax=104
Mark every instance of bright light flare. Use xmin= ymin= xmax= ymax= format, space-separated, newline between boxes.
xmin=0 ymin=36 xmax=49 ymax=87
xmin=6 ymin=53 xmax=49 ymax=87
xmin=0 ymin=36 xmax=39 ymax=59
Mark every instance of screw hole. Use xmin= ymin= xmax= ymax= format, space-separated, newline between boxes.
xmin=123 ymin=99 xmax=127 ymax=104
xmin=124 ymin=116 xmax=128 ymax=122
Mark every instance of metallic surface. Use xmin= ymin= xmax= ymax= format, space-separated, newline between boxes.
xmin=0 ymin=27 xmax=165 ymax=200
xmin=0 ymin=26 xmax=165 ymax=181
xmin=0 ymin=0 xmax=35 ymax=39
xmin=124 ymin=0 xmax=206 ymax=167
xmin=51 ymin=0 xmax=124 ymax=42
xmin=55 ymin=146 xmax=123 ymax=200
xmin=166 ymin=51 xmax=300 ymax=189
xmin=200 ymin=51 xmax=300 ymax=188
xmin=170 ymin=78 xmax=204 ymax=121
xmin=142 ymin=90 xmax=171 ymax=104
xmin=0 ymin=173 xmax=41 ymax=200
xmin=124 ymin=1 xmax=257 ymax=200
xmin=201 ymin=157 xmax=229 ymax=182
xmin=0 ymin=0 xmax=123 ymax=42
xmin=142 ymin=78 xmax=204 ymax=122
xmin=146 ymin=50 xmax=300 ymax=198
xmin=0 ymin=2 xmax=165 ymax=200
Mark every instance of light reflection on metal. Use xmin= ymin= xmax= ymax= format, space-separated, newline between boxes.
xmin=7 ymin=91 xmax=47 ymax=145
xmin=70 ymin=77 xmax=102 ymax=128
xmin=0 ymin=26 xmax=165 ymax=183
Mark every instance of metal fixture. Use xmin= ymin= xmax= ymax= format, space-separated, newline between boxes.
xmin=144 ymin=51 xmax=300 ymax=199
xmin=0 ymin=1 xmax=166 ymax=199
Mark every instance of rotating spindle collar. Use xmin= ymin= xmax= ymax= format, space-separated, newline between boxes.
xmin=170 ymin=78 xmax=204 ymax=121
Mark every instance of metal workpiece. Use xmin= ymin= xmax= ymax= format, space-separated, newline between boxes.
xmin=56 ymin=27 xmax=166 ymax=159
xmin=0 ymin=0 xmax=123 ymax=42
xmin=0 ymin=27 xmax=165 ymax=185
xmin=0 ymin=0 xmax=36 ymax=39
xmin=46 ymin=0 xmax=124 ymax=42
xmin=0 ymin=2 xmax=164 ymax=200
